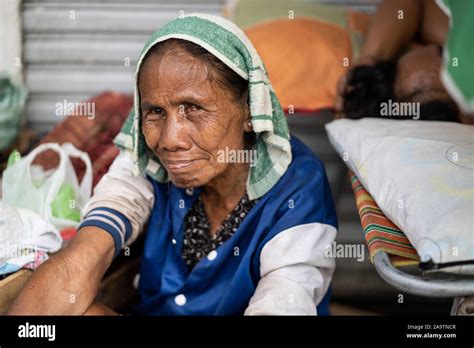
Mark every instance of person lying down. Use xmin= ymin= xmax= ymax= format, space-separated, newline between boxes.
xmin=335 ymin=0 xmax=471 ymax=123
xmin=7 ymin=14 xmax=338 ymax=315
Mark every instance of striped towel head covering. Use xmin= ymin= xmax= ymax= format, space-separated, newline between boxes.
xmin=114 ymin=13 xmax=291 ymax=200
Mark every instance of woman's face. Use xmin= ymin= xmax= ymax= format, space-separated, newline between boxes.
xmin=138 ymin=46 xmax=250 ymax=188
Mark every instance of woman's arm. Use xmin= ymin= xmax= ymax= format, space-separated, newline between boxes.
xmin=244 ymin=223 xmax=337 ymax=315
xmin=80 ymin=151 xmax=155 ymax=252
xmin=7 ymin=151 xmax=154 ymax=314
xmin=6 ymin=151 xmax=155 ymax=314
xmin=361 ymin=0 xmax=448 ymax=62
xmin=6 ymin=226 xmax=114 ymax=315
xmin=360 ymin=0 xmax=422 ymax=62
xmin=244 ymin=156 xmax=338 ymax=315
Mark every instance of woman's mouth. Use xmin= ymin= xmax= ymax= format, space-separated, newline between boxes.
xmin=164 ymin=160 xmax=199 ymax=173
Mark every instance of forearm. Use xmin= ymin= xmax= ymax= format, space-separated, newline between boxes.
xmin=7 ymin=151 xmax=153 ymax=315
xmin=360 ymin=0 xmax=422 ymax=62
xmin=6 ymin=227 xmax=115 ymax=315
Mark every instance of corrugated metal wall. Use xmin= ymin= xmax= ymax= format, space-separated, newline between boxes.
xmin=22 ymin=0 xmax=381 ymax=131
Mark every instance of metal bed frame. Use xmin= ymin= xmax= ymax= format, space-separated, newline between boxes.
xmin=373 ymin=252 xmax=474 ymax=298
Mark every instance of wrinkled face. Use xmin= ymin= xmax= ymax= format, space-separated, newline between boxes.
xmin=395 ymin=45 xmax=452 ymax=103
xmin=138 ymin=46 xmax=249 ymax=188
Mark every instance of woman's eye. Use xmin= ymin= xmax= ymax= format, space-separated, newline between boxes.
xmin=151 ymin=107 xmax=165 ymax=116
xmin=145 ymin=107 xmax=165 ymax=120
xmin=184 ymin=103 xmax=201 ymax=113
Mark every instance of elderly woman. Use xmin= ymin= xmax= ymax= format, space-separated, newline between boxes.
xmin=8 ymin=14 xmax=337 ymax=315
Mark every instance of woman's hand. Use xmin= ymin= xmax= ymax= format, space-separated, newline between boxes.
xmin=6 ymin=226 xmax=115 ymax=315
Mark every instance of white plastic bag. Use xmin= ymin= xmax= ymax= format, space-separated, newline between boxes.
xmin=2 ymin=142 xmax=92 ymax=235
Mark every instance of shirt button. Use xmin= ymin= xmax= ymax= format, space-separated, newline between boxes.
xmin=172 ymin=238 xmax=177 ymax=245
xmin=207 ymin=250 xmax=218 ymax=261
xmin=174 ymin=294 xmax=187 ymax=306
xmin=133 ymin=274 xmax=140 ymax=289
xmin=185 ymin=188 xmax=194 ymax=195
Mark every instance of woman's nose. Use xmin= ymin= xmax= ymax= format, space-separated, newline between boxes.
xmin=158 ymin=112 xmax=191 ymax=152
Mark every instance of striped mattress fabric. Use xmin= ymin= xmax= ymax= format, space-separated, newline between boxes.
xmin=350 ymin=173 xmax=420 ymax=267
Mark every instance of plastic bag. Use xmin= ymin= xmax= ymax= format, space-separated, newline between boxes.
xmin=0 ymin=202 xmax=23 ymax=265
xmin=0 ymin=202 xmax=51 ymax=275
xmin=2 ymin=142 xmax=92 ymax=232
xmin=0 ymin=73 xmax=28 ymax=151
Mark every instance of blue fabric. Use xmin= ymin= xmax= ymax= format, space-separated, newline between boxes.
xmin=317 ymin=286 xmax=332 ymax=316
xmin=78 ymin=207 xmax=132 ymax=258
xmin=79 ymin=220 xmax=123 ymax=258
xmin=90 ymin=207 xmax=133 ymax=242
xmin=134 ymin=136 xmax=338 ymax=315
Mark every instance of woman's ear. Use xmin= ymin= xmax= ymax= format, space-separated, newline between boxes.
xmin=241 ymin=90 xmax=252 ymax=132
xmin=244 ymin=116 xmax=252 ymax=132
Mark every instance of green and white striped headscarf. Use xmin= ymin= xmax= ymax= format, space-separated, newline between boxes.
xmin=114 ymin=13 xmax=291 ymax=200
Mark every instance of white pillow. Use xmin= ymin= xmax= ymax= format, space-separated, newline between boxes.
xmin=326 ymin=118 xmax=474 ymax=275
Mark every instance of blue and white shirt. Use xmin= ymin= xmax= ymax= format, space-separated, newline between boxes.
xmin=79 ymin=137 xmax=338 ymax=315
